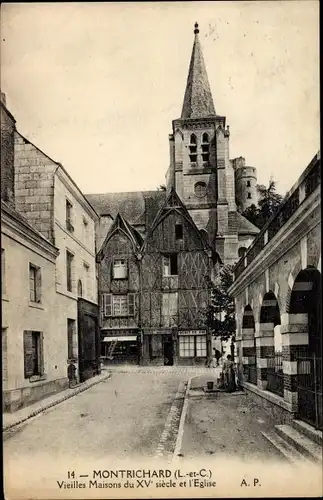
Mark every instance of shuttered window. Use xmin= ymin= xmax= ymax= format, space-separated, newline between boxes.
xmin=24 ymin=331 xmax=44 ymax=378
xmin=113 ymin=295 xmax=128 ymax=316
xmin=128 ymin=293 xmax=135 ymax=316
xmin=29 ymin=264 xmax=42 ymax=303
xmin=66 ymin=251 xmax=74 ymax=292
xmin=103 ymin=293 xmax=136 ymax=317
xmin=104 ymin=294 xmax=112 ymax=317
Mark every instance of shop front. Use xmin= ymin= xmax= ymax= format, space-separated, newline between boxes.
xmin=177 ymin=329 xmax=209 ymax=366
xmin=101 ymin=330 xmax=139 ymax=365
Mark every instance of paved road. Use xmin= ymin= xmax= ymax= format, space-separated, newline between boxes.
xmin=4 ymin=370 xmax=191 ymax=463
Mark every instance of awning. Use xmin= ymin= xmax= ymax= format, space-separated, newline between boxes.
xmin=103 ymin=336 xmax=137 ymax=342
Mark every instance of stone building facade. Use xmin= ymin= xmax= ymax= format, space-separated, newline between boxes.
xmin=1 ymin=200 xmax=63 ymax=411
xmin=229 ymin=152 xmax=321 ymax=430
xmin=13 ymin=130 xmax=100 ymax=383
xmin=1 ymin=95 xmax=101 ymax=410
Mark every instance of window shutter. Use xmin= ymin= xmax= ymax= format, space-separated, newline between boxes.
xmin=110 ymin=262 xmax=114 ymax=281
xmin=100 ymin=294 xmax=104 ymax=321
xmin=24 ymin=331 xmax=34 ymax=378
xmin=104 ymin=294 xmax=112 ymax=317
xmin=128 ymin=293 xmax=135 ymax=316
xmin=39 ymin=332 xmax=44 ymax=375
xmin=36 ymin=269 xmax=42 ymax=303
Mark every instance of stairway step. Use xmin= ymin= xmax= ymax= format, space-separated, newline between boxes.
xmin=291 ymin=419 xmax=323 ymax=445
xmin=275 ymin=424 xmax=322 ymax=463
xmin=261 ymin=431 xmax=311 ymax=464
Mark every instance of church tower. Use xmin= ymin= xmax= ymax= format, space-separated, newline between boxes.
xmin=166 ymin=23 xmax=238 ymax=264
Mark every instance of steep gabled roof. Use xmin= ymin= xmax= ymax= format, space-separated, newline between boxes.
xmin=97 ymin=213 xmax=143 ymax=261
xmin=142 ymin=188 xmax=211 ymax=252
xmin=181 ymin=23 xmax=216 ymax=119
xmin=85 ymin=190 xmax=166 ymax=227
xmin=236 ymin=212 xmax=260 ymax=235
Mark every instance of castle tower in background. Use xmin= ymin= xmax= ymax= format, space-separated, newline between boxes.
xmin=232 ymin=157 xmax=258 ymax=212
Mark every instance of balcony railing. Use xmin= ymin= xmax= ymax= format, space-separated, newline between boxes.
xmin=234 ymin=152 xmax=320 ymax=279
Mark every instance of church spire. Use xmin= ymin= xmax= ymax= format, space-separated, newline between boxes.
xmin=181 ymin=23 xmax=216 ymax=119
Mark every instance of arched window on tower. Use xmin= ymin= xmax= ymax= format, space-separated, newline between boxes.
xmin=201 ymin=133 xmax=210 ymax=165
xmin=189 ymin=134 xmax=197 ymax=166
xmin=238 ymin=246 xmax=247 ymax=259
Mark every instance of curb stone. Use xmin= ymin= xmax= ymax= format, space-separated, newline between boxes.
xmin=3 ymin=373 xmax=112 ymax=433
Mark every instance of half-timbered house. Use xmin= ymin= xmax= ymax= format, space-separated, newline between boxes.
xmin=140 ymin=189 xmax=214 ymax=365
xmin=97 ymin=214 xmax=143 ymax=364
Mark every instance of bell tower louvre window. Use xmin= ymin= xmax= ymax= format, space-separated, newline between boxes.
xmin=189 ymin=134 xmax=197 ymax=166
xmin=201 ymin=133 xmax=210 ymax=165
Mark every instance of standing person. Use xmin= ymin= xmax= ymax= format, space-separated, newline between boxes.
xmin=67 ymin=361 xmax=77 ymax=388
xmin=214 ymin=348 xmax=222 ymax=367
xmin=222 ymin=354 xmax=236 ymax=392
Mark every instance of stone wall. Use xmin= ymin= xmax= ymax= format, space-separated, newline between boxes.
xmin=1 ymin=102 xmax=16 ymax=206
xmin=14 ymin=132 xmax=56 ymax=243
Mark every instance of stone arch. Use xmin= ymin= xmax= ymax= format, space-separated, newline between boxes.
xmin=288 ymin=267 xmax=322 ymax=429
xmin=190 ymin=133 xmax=197 ymax=144
xmin=175 ymin=128 xmax=183 ymax=140
xmin=286 ymin=261 xmax=304 ymax=314
xmin=289 ymin=267 xmax=321 ymax=345
xmin=258 ymin=291 xmax=282 ymax=393
xmin=241 ymin=305 xmax=257 ymax=385
xmin=202 ymin=132 xmax=209 ymax=143
xmin=238 ymin=246 xmax=247 ymax=259
xmin=260 ymin=291 xmax=281 ymax=329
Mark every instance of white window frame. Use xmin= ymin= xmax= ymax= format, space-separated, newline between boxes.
xmin=113 ymin=259 xmax=128 ymax=280
xmin=103 ymin=293 xmax=135 ymax=317
xmin=179 ymin=335 xmax=207 ymax=358
xmin=162 ymin=254 xmax=178 ymax=277
xmin=29 ymin=263 xmax=41 ymax=303
xmin=112 ymin=295 xmax=128 ymax=316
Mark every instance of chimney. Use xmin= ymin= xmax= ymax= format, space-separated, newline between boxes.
xmin=1 ymin=92 xmax=6 ymax=106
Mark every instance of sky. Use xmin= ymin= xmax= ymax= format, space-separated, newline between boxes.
xmin=1 ymin=1 xmax=320 ymax=196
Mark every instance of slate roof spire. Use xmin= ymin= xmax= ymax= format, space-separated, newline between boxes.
xmin=181 ymin=23 xmax=216 ymax=119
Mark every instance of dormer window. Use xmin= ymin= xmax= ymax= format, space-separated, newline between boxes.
xmin=175 ymin=224 xmax=183 ymax=240
xmin=189 ymin=134 xmax=197 ymax=165
xmin=201 ymin=133 xmax=210 ymax=165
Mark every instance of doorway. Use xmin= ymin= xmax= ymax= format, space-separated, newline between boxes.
xmin=163 ymin=335 xmax=174 ymax=366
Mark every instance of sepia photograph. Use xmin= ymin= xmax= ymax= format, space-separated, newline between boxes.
xmin=1 ymin=1 xmax=321 ymax=498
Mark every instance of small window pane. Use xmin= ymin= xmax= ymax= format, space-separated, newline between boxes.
xmin=113 ymin=295 xmax=128 ymax=316
xmin=113 ymin=259 xmax=127 ymax=279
